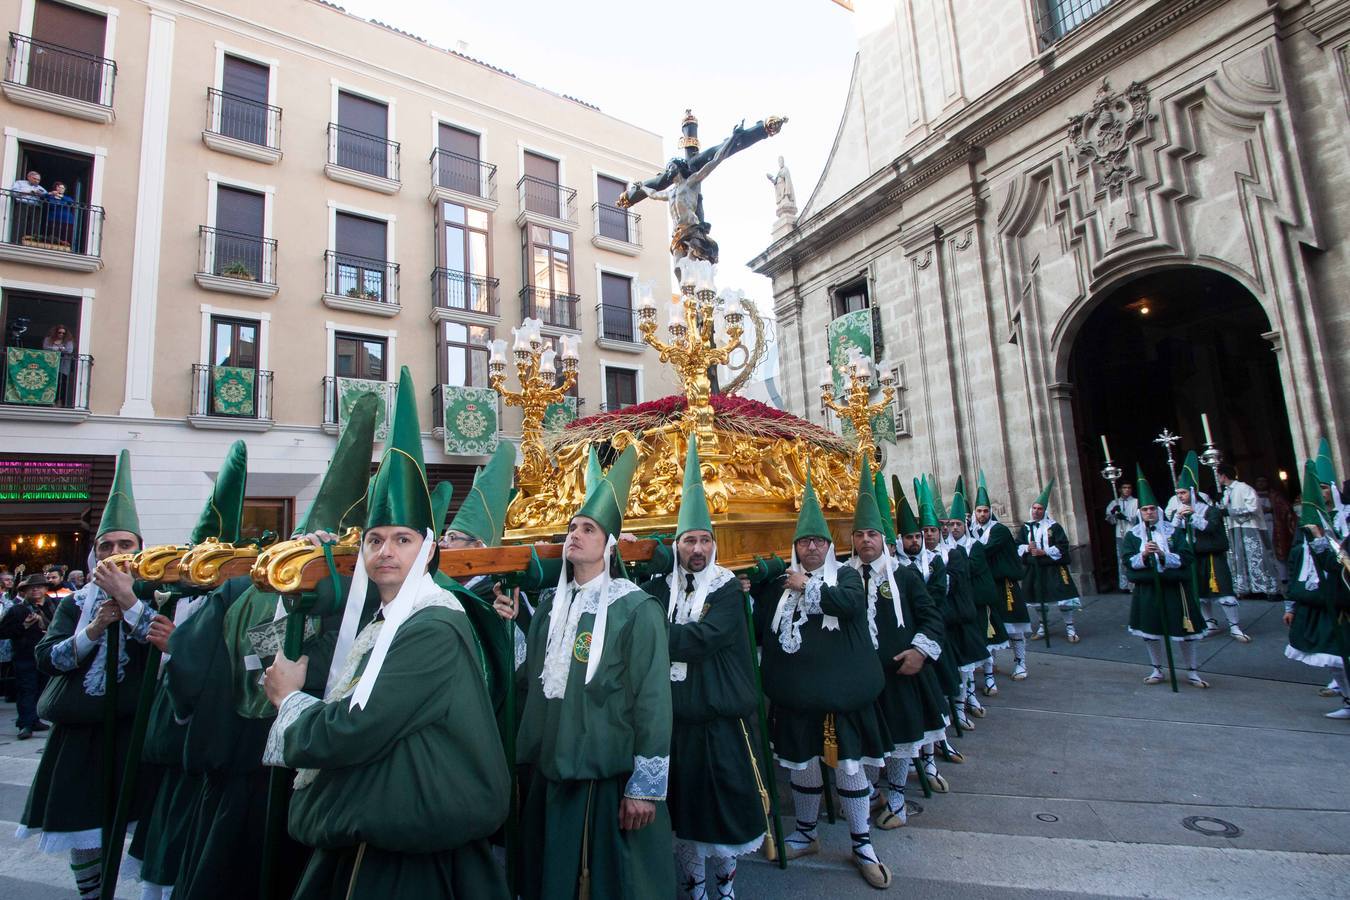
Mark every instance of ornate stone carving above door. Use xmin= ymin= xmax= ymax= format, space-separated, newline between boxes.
xmin=1066 ymin=79 xmax=1156 ymax=196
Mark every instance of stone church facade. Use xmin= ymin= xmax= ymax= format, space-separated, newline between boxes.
xmin=752 ymin=0 xmax=1350 ymax=586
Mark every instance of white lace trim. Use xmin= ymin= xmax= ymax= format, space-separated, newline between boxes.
xmin=540 ymin=577 xmax=639 ymax=700
xmin=912 ymin=632 xmax=941 ymax=661
xmin=624 ymin=754 xmax=670 ymax=800
xmin=263 ymin=690 xmax=320 ymax=768
xmin=669 ymin=564 xmax=735 ymax=682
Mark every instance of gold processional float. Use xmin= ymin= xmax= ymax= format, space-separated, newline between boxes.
xmin=123 ymin=109 xmax=901 ymax=592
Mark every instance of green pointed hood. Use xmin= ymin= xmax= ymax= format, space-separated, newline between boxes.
xmin=584 ymin=444 xmax=603 ymax=500
xmin=975 ymin=470 xmax=991 ymax=509
xmin=950 ymin=475 xmax=969 ymax=522
xmin=1135 ymin=466 xmax=1159 ymax=509
xmin=793 ymin=468 xmax=832 ymax=543
xmin=448 ymin=442 xmax=516 ymax=546
xmin=190 ymin=440 xmax=248 ymax=544
xmin=917 ymin=477 xmax=940 ymax=530
xmin=895 ymin=479 xmax=920 ymax=536
xmin=1315 ymin=438 xmax=1338 ymax=487
xmin=430 ymin=481 xmax=455 ymax=536
xmin=365 ymin=367 xmax=434 ymax=533
xmin=99 ymin=449 xmax=142 ymax=539
xmin=575 ymin=444 xmax=637 ymax=538
xmin=1177 ymin=451 xmax=1201 ymax=495
xmin=1301 ymin=460 xmax=1328 ymax=529
xmin=931 ymin=475 xmax=949 ymax=520
xmin=676 ymin=437 xmax=714 ymax=538
xmin=852 ymin=458 xmax=885 ymax=535
xmin=1034 ymin=477 xmax=1056 ymax=510
xmin=874 ymin=470 xmax=897 ymax=545
xmin=295 ymin=393 xmax=378 ymax=535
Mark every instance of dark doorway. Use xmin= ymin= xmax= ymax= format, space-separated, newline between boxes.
xmin=1066 ymin=267 xmax=1297 ymax=591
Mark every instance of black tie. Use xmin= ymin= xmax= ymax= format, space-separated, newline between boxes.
xmin=862 ymin=564 xmax=872 ymax=592
xmin=685 ymin=573 xmax=696 ymax=595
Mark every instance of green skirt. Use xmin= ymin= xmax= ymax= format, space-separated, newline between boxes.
xmin=131 ymin=767 xmax=202 ymax=886
xmin=1286 ymin=602 xmax=1350 ymax=668
xmin=770 ymin=703 xmax=891 ymax=774
xmin=521 ymin=772 xmax=675 ymax=900
xmin=875 ymin=665 xmax=948 ymax=756
xmin=19 ymin=717 xmax=149 ymax=843
xmin=668 ymin=716 xmax=766 ymax=853
xmin=1195 ymin=552 xmax=1236 ymax=599
xmin=996 ymin=578 xmax=1030 ymax=625
xmin=984 ymin=606 xmax=1010 ymax=649
xmin=294 ymin=839 xmax=507 ymax=900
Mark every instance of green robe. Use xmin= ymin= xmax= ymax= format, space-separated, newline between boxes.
xmin=1184 ymin=504 xmax=1235 ymax=599
xmin=964 ymin=538 xmax=1009 ymax=648
xmin=277 ymin=598 xmax=510 ymax=900
xmin=166 ymin=576 xmax=355 ymax=900
xmin=642 ymin=568 xmax=765 ymax=854
xmin=1285 ymin=539 xmax=1350 ymax=667
xmin=1123 ymin=526 xmax=1204 ymax=640
xmin=866 ymin=559 xmax=948 ymax=756
xmin=20 ymin=584 xmax=154 ymax=845
xmin=901 ymin=552 xmax=961 ymax=698
xmin=517 ymin=578 xmax=675 ymax=900
xmin=1016 ymin=519 xmax=1082 ymax=607
xmin=940 ymin=545 xmax=989 ymax=668
xmin=983 ymin=523 xmax=1030 ymax=627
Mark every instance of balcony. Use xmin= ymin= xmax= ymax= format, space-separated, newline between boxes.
xmin=595 ymin=302 xmax=645 ymax=354
xmin=515 ymin=175 xmax=577 ymax=230
xmin=322 ymin=251 xmax=400 ymax=317
xmin=188 ymin=364 xmax=274 ymax=431
xmin=591 ymin=203 xmax=641 ymax=256
xmin=195 ymin=226 xmax=278 ymax=298
xmin=520 ymin=286 xmax=580 ymax=332
xmin=0 ymin=188 xmax=104 ymax=272
xmin=3 ymin=34 xmax=115 ymax=123
xmin=325 ymin=123 xmax=400 ymax=194
xmin=0 ymin=351 xmax=92 ymax=423
xmin=1034 ymin=0 xmax=1114 ymax=48
xmin=321 ymin=375 xmax=395 ymax=434
xmin=429 ymin=150 xmax=497 ymax=211
xmin=431 ymin=268 xmax=499 ymax=323
xmin=203 ymin=88 xmax=283 ymax=164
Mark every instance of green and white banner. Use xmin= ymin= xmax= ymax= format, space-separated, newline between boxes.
xmin=4 ymin=348 xmax=59 ymax=405
xmin=337 ymin=376 xmax=390 ymax=441
xmin=442 ymin=385 xmax=498 ymax=456
xmin=842 ymin=405 xmax=898 ymax=446
xmin=543 ymin=396 xmax=579 ymax=431
xmin=826 ymin=309 xmax=874 ymax=394
xmin=211 ymin=365 xmax=255 ymax=416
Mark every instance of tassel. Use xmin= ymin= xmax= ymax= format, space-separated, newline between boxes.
xmin=1061 ymin=567 xmax=1070 ymax=585
xmin=1005 ymin=581 xmax=1014 ymax=612
xmin=1179 ymin=584 xmax=1195 ymax=634
xmin=1208 ymin=558 xmax=1219 ymax=594
xmin=822 ymin=714 xmax=839 ymax=769
xmin=986 ymin=612 xmax=995 ymax=640
xmin=578 ymin=782 xmax=594 ymax=900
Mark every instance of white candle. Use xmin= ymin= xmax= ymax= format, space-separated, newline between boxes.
xmin=539 ymin=349 xmax=557 ymax=375
xmin=820 ymin=366 xmax=834 ymax=389
xmin=637 ymin=282 xmax=656 ymax=312
xmin=1201 ymin=413 xmax=1213 ymax=445
xmin=489 ymin=339 xmax=507 ymax=364
xmin=559 ymin=334 xmax=579 ymax=361
xmin=667 ymin=298 xmax=686 ymax=329
xmin=512 ymin=327 xmax=529 ymax=352
xmin=1101 ymin=434 xmax=1111 ymax=460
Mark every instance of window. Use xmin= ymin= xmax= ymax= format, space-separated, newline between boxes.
xmin=440 ymin=322 xmax=492 ymax=388
xmin=1036 ymin=0 xmax=1113 ymax=45
xmin=210 ymin=316 xmax=258 ymax=370
xmin=441 ymin=202 xmax=489 ymax=276
xmin=832 ymin=277 xmax=869 ymax=316
xmin=6 ymin=141 xmax=99 ymax=255
xmin=217 ymin=55 xmax=271 ymax=146
xmin=524 ymin=224 xmax=571 ymax=294
xmin=604 ymin=366 xmax=638 ymax=410
xmin=600 ymin=272 xmax=635 ymax=342
xmin=1 ymin=288 xmax=83 ymax=408
xmin=241 ymin=498 xmax=292 ymax=543
xmin=522 ymin=150 xmax=561 ymax=217
xmin=336 ymin=90 xmax=390 ymax=177
xmin=595 ymin=174 xmax=631 ymax=242
xmin=333 ymin=212 xmax=388 ymax=301
xmin=436 ymin=124 xmax=482 ymax=197
xmin=541 ymin=335 xmax=580 ymax=398
xmin=23 ymin=0 xmax=110 ymax=104
xmin=334 ymin=333 xmax=386 ymax=381
xmin=211 ymin=185 xmax=266 ymax=279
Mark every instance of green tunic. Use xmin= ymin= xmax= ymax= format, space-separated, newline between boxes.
xmin=1016 ymin=519 xmax=1082 ymax=607
xmin=940 ymin=545 xmax=989 ymax=668
xmin=867 ymin=560 xmax=948 ymax=756
xmin=901 ymin=552 xmax=961 ymax=698
xmin=983 ymin=523 xmax=1030 ymax=627
xmin=1185 ymin=505 xmax=1235 ymax=599
xmin=642 ymin=568 xmax=765 ymax=854
xmin=277 ymin=598 xmax=510 ymax=900
xmin=964 ymin=539 xmax=1009 ymax=648
xmin=517 ymin=578 xmax=675 ymax=900
xmin=20 ymin=584 xmax=154 ymax=847
xmin=166 ymin=577 xmax=354 ymax=900
xmin=760 ymin=565 xmax=889 ymax=769
xmin=1123 ymin=527 xmax=1205 ymax=640
xmin=1285 ymin=539 xmax=1350 ymax=668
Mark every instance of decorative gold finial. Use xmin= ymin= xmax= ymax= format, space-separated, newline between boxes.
xmin=488 ymin=321 xmax=579 ymax=487
xmin=820 ymin=351 xmax=895 ymax=471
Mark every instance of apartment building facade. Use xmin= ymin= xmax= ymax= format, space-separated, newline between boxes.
xmin=0 ymin=0 xmax=676 ymax=564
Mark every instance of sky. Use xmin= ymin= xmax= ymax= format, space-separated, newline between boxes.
xmin=338 ymin=0 xmax=862 ymax=304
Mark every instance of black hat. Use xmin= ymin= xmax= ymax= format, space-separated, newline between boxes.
xmin=17 ymin=573 xmax=47 ymax=590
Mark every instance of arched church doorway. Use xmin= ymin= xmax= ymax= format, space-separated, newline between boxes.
xmin=1066 ymin=267 xmax=1297 ymax=592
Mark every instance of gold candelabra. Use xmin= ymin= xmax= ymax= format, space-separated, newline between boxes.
xmin=489 ymin=319 xmax=579 ymax=486
xmin=820 ymin=352 xmax=895 ymax=470
xmin=637 ymin=257 xmax=744 ymax=445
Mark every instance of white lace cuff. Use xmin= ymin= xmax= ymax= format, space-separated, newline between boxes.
xmin=912 ymin=632 xmax=941 ymax=661
xmin=1129 ymin=552 xmax=1147 ymax=570
xmin=1016 ymin=544 xmax=1029 ymax=557
xmin=1045 ymin=546 xmax=1062 ymax=561
xmin=624 ymin=754 xmax=670 ymax=801
xmin=1162 ymin=551 xmax=1181 ymax=569
xmin=263 ymin=690 xmax=320 ymax=768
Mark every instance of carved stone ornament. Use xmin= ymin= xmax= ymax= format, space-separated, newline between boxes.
xmin=1066 ymin=79 xmax=1155 ymax=195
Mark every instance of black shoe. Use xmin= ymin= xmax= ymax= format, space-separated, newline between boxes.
xmin=30 ymin=722 xmax=50 ymax=732
xmin=17 ymin=727 xmax=33 ymax=740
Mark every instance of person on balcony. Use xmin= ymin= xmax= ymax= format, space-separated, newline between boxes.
xmin=10 ymin=171 xmax=47 ymax=241
xmin=42 ymin=325 xmax=75 ymax=406
xmin=44 ymin=182 xmax=77 ymax=249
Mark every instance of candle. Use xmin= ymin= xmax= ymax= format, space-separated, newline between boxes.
xmin=489 ymin=338 xmax=507 ymax=364
xmin=559 ymin=334 xmax=579 ymax=361
xmin=1101 ymin=435 xmax=1111 ymax=461
xmin=820 ymin=366 xmax=834 ymax=389
xmin=540 ymin=349 xmax=557 ymax=375
xmin=637 ymin=281 xmax=656 ymax=312
xmin=1201 ymin=413 xmax=1213 ymax=445
xmin=512 ymin=327 xmax=529 ymax=352
xmin=695 ymin=261 xmax=717 ymax=295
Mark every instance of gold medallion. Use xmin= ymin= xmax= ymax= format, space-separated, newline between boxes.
xmin=573 ymin=631 xmax=592 ymax=663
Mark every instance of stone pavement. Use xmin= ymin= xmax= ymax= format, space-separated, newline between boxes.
xmin=0 ymin=594 xmax=1346 ymax=898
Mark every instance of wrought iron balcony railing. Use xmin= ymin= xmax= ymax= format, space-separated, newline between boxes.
xmin=430 ymin=149 xmax=497 ymax=201
xmin=198 ymin=226 xmax=277 ymax=285
xmin=206 ymin=87 xmax=282 ymax=149
xmin=432 ymin=268 xmax=499 ymax=316
xmin=190 ymin=364 xmax=273 ymax=420
xmin=520 ymin=286 xmax=580 ymax=330
xmin=5 ymin=33 xmax=115 ymax=107
xmin=517 ymin=175 xmax=577 ymax=223
xmin=0 ymin=350 xmax=92 ymax=410
xmin=325 ymin=251 xmax=399 ymax=305
xmin=596 ymin=302 xmax=639 ymax=343
xmin=1 ymin=188 xmax=104 ymax=257
xmin=327 ymin=123 xmax=400 ymax=181
xmin=593 ymin=202 xmax=641 ymax=245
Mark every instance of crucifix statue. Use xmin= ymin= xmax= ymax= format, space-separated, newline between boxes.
xmin=617 ymin=109 xmax=786 ymax=264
